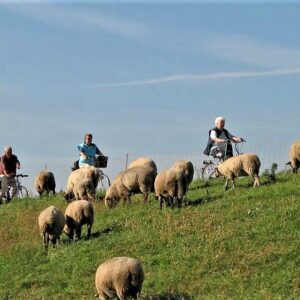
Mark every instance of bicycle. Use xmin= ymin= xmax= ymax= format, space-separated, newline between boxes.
xmin=0 ymin=174 xmax=29 ymax=203
xmin=201 ymin=140 xmax=245 ymax=181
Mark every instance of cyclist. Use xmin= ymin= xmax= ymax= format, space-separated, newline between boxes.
xmin=77 ymin=133 xmax=103 ymax=168
xmin=203 ymin=116 xmax=244 ymax=160
xmin=1 ymin=146 xmax=21 ymax=198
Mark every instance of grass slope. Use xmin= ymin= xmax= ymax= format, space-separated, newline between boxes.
xmin=0 ymin=172 xmax=299 ymax=299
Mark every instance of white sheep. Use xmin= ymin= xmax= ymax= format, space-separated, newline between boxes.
xmin=64 ymin=200 xmax=94 ymax=240
xmin=154 ymin=168 xmax=188 ymax=209
xmin=287 ymin=140 xmax=300 ymax=173
xmin=172 ymin=160 xmax=194 ymax=185
xmin=95 ymin=257 xmax=144 ymax=300
xmin=128 ymin=157 xmax=157 ymax=171
xmin=38 ymin=206 xmax=65 ymax=249
xmin=216 ymin=153 xmax=261 ymax=190
xmin=72 ymin=178 xmax=96 ymax=201
xmin=34 ymin=171 xmax=56 ymax=197
xmin=65 ymin=166 xmax=100 ymax=202
xmin=104 ymin=166 xmax=157 ymax=208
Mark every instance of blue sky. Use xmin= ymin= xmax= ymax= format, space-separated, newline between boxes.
xmin=1 ymin=2 xmax=300 ymax=193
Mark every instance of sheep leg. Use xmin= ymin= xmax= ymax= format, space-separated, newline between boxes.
xmin=143 ymin=192 xmax=149 ymax=203
xmin=43 ymin=232 xmax=49 ymax=249
xmin=97 ymin=292 xmax=109 ymax=300
xmin=253 ymin=176 xmax=260 ymax=187
xmin=116 ymin=289 xmax=126 ymax=300
xmin=224 ymin=178 xmax=229 ymax=190
xmin=231 ymin=179 xmax=235 ymax=189
xmin=75 ymin=227 xmax=82 ymax=240
xmin=87 ymin=223 xmax=92 ymax=239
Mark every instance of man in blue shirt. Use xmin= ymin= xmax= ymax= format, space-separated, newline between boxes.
xmin=77 ymin=133 xmax=103 ymax=168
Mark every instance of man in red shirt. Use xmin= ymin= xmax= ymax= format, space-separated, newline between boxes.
xmin=1 ymin=146 xmax=21 ymax=198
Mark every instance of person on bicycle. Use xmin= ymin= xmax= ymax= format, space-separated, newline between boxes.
xmin=77 ymin=133 xmax=103 ymax=168
xmin=203 ymin=116 xmax=244 ymax=160
xmin=1 ymin=146 xmax=21 ymax=198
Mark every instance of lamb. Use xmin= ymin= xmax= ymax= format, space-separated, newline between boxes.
xmin=95 ymin=257 xmax=144 ymax=300
xmin=38 ymin=206 xmax=65 ymax=249
xmin=172 ymin=160 xmax=194 ymax=185
xmin=128 ymin=157 xmax=157 ymax=171
xmin=65 ymin=166 xmax=100 ymax=202
xmin=64 ymin=200 xmax=94 ymax=240
xmin=104 ymin=166 xmax=157 ymax=208
xmin=216 ymin=153 xmax=261 ymax=190
xmin=286 ymin=140 xmax=300 ymax=173
xmin=34 ymin=171 xmax=56 ymax=196
xmin=154 ymin=168 xmax=188 ymax=209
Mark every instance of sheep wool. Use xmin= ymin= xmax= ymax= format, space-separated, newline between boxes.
xmin=154 ymin=167 xmax=188 ymax=209
xmin=289 ymin=140 xmax=300 ymax=173
xmin=172 ymin=160 xmax=194 ymax=185
xmin=128 ymin=157 xmax=157 ymax=171
xmin=216 ymin=153 xmax=261 ymax=189
xmin=34 ymin=171 xmax=56 ymax=196
xmin=38 ymin=206 xmax=65 ymax=249
xmin=64 ymin=200 xmax=94 ymax=240
xmin=105 ymin=166 xmax=157 ymax=208
xmin=95 ymin=257 xmax=144 ymax=300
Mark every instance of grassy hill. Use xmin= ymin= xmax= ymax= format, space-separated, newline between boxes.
xmin=0 ymin=172 xmax=299 ymax=299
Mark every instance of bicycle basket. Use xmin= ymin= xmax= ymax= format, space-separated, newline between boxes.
xmin=95 ymin=156 xmax=108 ymax=168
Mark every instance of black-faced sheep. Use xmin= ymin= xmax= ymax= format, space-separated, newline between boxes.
xmin=128 ymin=157 xmax=157 ymax=172
xmin=216 ymin=153 xmax=261 ymax=190
xmin=95 ymin=257 xmax=144 ymax=300
xmin=64 ymin=200 xmax=94 ymax=240
xmin=38 ymin=206 xmax=65 ymax=249
xmin=104 ymin=166 xmax=157 ymax=208
xmin=34 ymin=171 xmax=56 ymax=197
xmin=154 ymin=168 xmax=188 ymax=209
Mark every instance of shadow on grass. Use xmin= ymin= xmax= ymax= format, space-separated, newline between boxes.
xmin=184 ymin=193 xmax=223 ymax=207
xmin=142 ymin=293 xmax=191 ymax=300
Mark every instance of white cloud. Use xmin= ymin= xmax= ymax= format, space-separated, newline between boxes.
xmin=202 ymin=34 xmax=300 ymax=68
xmin=2 ymin=4 xmax=148 ymax=38
xmin=90 ymin=68 xmax=300 ymax=87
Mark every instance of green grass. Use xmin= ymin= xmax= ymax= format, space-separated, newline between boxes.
xmin=0 ymin=172 xmax=299 ymax=299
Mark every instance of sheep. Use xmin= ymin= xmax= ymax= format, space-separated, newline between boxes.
xmin=154 ymin=168 xmax=188 ymax=209
xmin=216 ymin=153 xmax=261 ymax=190
xmin=104 ymin=166 xmax=157 ymax=208
xmin=95 ymin=257 xmax=144 ymax=300
xmin=72 ymin=177 xmax=96 ymax=202
xmin=172 ymin=160 xmax=194 ymax=185
xmin=34 ymin=171 xmax=56 ymax=197
xmin=38 ymin=206 xmax=65 ymax=249
xmin=286 ymin=140 xmax=300 ymax=173
xmin=65 ymin=166 xmax=100 ymax=202
xmin=64 ymin=200 xmax=94 ymax=240
xmin=128 ymin=157 xmax=157 ymax=171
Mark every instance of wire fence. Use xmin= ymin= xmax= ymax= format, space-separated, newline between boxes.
xmin=17 ymin=138 xmax=293 ymax=196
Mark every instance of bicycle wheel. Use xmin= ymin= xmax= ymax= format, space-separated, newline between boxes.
xmin=98 ymin=174 xmax=111 ymax=191
xmin=201 ymin=163 xmax=217 ymax=181
xmin=18 ymin=186 xmax=29 ymax=198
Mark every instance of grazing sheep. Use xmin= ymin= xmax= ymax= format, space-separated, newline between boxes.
xmin=286 ymin=140 xmax=300 ymax=173
xmin=65 ymin=166 xmax=100 ymax=202
xmin=128 ymin=157 xmax=157 ymax=171
xmin=95 ymin=257 xmax=144 ymax=300
xmin=173 ymin=160 xmax=194 ymax=185
xmin=104 ymin=166 xmax=157 ymax=208
xmin=38 ymin=206 xmax=65 ymax=249
xmin=154 ymin=168 xmax=188 ymax=209
xmin=64 ymin=200 xmax=94 ymax=240
xmin=72 ymin=178 xmax=96 ymax=201
xmin=216 ymin=153 xmax=261 ymax=190
xmin=34 ymin=171 xmax=56 ymax=196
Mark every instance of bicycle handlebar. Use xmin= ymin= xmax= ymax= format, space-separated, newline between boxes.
xmin=16 ymin=174 xmax=28 ymax=178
